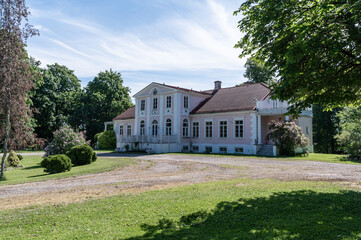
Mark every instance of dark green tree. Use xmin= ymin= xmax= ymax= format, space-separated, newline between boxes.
xmin=83 ymin=69 xmax=132 ymax=143
xmin=31 ymin=63 xmax=81 ymax=139
xmin=312 ymin=105 xmax=341 ymax=154
xmin=235 ymin=0 xmax=361 ymax=114
xmin=243 ymin=57 xmax=275 ymax=84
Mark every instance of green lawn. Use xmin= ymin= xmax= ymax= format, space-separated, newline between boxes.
xmin=0 ymin=179 xmax=360 ymax=239
xmin=170 ymin=152 xmax=358 ymax=165
xmin=1 ymin=155 xmax=136 ymax=185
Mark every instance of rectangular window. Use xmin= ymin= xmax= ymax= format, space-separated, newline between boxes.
xmin=219 ymin=121 xmax=227 ymax=138
xmin=235 ymin=120 xmax=244 ymax=138
xmin=140 ymin=99 xmax=145 ymax=111
xmin=119 ymin=126 xmax=124 ymax=136
xmin=235 ymin=147 xmax=243 ymax=153
xmin=192 ymin=146 xmax=199 ymax=152
xmin=184 ymin=96 xmax=189 ymax=109
xmin=166 ymin=96 xmax=172 ymax=108
xmin=182 ymin=145 xmax=189 ymax=152
xmin=205 ymin=146 xmax=212 ymax=153
xmin=205 ymin=121 xmax=212 ymax=138
xmin=127 ymin=125 xmax=131 ymax=136
xmin=219 ymin=147 xmax=227 ymax=153
xmin=192 ymin=122 xmax=199 ymax=138
xmin=153 ymin=98 xmax=158 ymax=110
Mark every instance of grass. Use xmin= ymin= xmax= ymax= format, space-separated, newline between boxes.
xmin=1 ymin=155 xmax=136 ymax=185
xmin=169 ymin=152 xmax=359 ymax=165
xmin=0 ymin=179 xmax=360 ymax=239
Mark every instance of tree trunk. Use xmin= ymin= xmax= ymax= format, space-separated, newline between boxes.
xmin=1 ymin=105 xmax=11 ymax=180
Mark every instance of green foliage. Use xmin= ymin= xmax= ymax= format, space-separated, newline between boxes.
xmin=83 ymin=69 xmax=133 ymax=143
xmin=313 ymin=105 xmax=342 ymax=153
xmin=267 ymin=121 xmax=309 ymax=156
xmin=31 ymin=63 xmax=82 ymax=139
xmin=97 ymin=130 xmax=116 ymax=149
xmin=6 ymin=151 xmax=20 ymax=167
xmin=243 ymin=57 xmax=275 ymax=84
xmin=66 ymin=144 xmax=97 ymax=166
xmin=235 ymin=1 xmax=361 ymax=114
xmin=336 ymin=107 xmax=361 ymax=158
xmin=40 ymin=154 xmax=72 ymax=174
xmin=17 ymin=154 xmax=23 ymax=161
xmin=44 ymin=125 xmax=87 ymax=157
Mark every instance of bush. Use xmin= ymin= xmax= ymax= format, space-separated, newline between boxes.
xmin=17 ymin=154 xmax=23 ymax=161
xmin=44 ymin=125 xmax=87 ymax=157
xmin=97 ymin=130 xmax=116 ymax=149
xmin=7 ymin=151 xmax=20 ymax=167
xmin=266 ymin=121 xmax=309 ymax=156
xmin=41 ymin=154 xmax=72 ymax=174
xmin=66 ymin=144 xmax=97 ymax=166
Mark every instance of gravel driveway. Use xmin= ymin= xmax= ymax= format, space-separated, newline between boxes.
xmin=1 ymin=154 xmax=361 ymax=209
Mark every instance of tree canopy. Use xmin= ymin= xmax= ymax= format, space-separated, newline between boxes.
xmin=235 ymin=0 xmax=361 ymax=114
xmin=243 ymin=57 xmax=275 ymax=84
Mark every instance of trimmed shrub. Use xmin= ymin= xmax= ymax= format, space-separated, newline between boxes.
xmin=44 ymin=125 xmax=87 ymax=157
xmin=7 ymin=151 xmax=20 ymax=167
xmin=41 ymin=154 xmax=72 ymax=174
xmin=66 ymin=144 xmax=97 ymax=166
xmin=97 ymin=130 xmax=116 ymax=149
xmin=17 ymin=154 xmax=23 ymax=161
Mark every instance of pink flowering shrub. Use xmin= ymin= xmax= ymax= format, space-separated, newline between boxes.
xmin=266 ymin=120 xmax=309 ymax=156
xmin=44 ymin=125 xmax=88 ymax=157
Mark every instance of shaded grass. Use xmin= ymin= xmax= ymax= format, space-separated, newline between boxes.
xmin=0 ymin=179 xmax=360 ymax=239
xmin=0 ymin=155 xmax=136 ymax=185
xmin=169 ymin=152 xmax=357 ymax=165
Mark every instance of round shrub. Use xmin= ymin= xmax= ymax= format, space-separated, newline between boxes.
xmin=17 ymin=154 xmax=23 ymax=161
xmin=7 ymin=150 xmax=20 ymax=167
xmin=97 ymin=130 xmax=116 ymax=149
xmin=66 ymin=144 xmax=97 ymax=166
xmin=41 ymin=154 xmax=72 ymax=174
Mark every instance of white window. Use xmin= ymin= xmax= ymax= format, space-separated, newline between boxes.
xmin=166 ymin=96 xmax=172 ymax=108
xmin=192 ymin=146 xmax=199 ymax=152
xmin=140 ymin=100 xmax=145 ymax=111
xmin=219 ymin=121 xmax=227 ymax=138
xmin=119 ymin=125 xmax=124 ymax=136
xmin=235 ymin=147 xmax=243 ymax=153
xmin=182 ymin=145 xmax=189 ymax=152
xmin=192 ymin=122 xmax=199 ymax=138
xmin=165 ymin=118 xmax=172 ymax=136
xmin=127 ymin=125 xmax=132 ymax=136
xmin=205 ymin=121 xmax=212 ymax=138
xmin=184 ymin=96 xmax=189 ymax=109
xmin=153 ymin=98 xmax=158 ymax=110
xmin=152 ymin=120 xmax=158 ymax=136
xmin=182 ymin=119 xmax=189 ymax=137
xmin=205 ymin=146 xmax=212 ymax=153
xmin=140 ymin=120 xmax=145 ymax=135
xmin=219 ymin=147 xmax=227 ymax=153
xmin=235 ymin=120 xmax=244 ymax=138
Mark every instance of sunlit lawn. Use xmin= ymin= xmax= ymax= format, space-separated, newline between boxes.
xmin=1 ymin=155 xmax=136 ymax=185
xmin=1 ymin=179 xmax=360 ymax=239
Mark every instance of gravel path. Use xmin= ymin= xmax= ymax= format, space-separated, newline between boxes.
xmin=1 ymin=154 xmax=361 ymax=209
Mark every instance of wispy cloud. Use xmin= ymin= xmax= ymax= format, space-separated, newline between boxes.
xmin=27 ymin=0 xmax=246 ymax=94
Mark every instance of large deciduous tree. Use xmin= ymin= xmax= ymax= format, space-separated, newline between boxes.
xmin=31 ymin=63 xmax=81 ymax=139
xmin=0 ymin=0 xmax=38 ymax=179
xmin=235 ymin=0 xmax=361 ymax=114
xmin=83 ymin=69 xmax=132 ymax=143
xmin=243 ymin=57 xmax=275 ymax=84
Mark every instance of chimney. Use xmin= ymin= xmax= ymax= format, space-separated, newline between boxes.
xmin=214 ymin=81 xmax=222 ymax=90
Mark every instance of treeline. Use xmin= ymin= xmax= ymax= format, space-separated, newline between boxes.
xmin=30 ymin=58 xmax=133 ymax=145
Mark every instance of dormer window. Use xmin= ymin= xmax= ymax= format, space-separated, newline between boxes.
xmin=153 ymin=89 xmax=158 ymax=95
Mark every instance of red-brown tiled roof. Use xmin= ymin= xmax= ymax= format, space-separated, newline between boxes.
xmin=113 ymin=106 xmax=135 ymax=120
xmin=191 ymin=83 xmax=270 ymax=114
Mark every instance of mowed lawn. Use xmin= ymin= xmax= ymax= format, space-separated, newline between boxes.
xmin=0 ymin=155 xmax=136 ymax=185
xmin=1 ymin=179 xmax=361 ymax=240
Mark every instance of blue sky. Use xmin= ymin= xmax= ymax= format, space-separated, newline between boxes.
xmin=26 ymin=0 xmax=247 ymax=96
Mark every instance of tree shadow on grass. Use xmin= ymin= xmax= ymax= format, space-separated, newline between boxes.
xmin=126 ymin=190 xmax=361 ymax=240
xmin=21 ymin=165 xmax=42 ymax=170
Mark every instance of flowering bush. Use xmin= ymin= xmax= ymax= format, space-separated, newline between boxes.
xmin=266 ymin=120 xmax=309 ymax=156
xmin=44 ymin=125 xmax=88 ymax=157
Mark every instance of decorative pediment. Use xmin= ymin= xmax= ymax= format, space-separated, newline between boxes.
xmin=133 ymin=82 xmax=177 ymax=98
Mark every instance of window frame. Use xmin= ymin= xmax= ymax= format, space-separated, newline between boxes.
xmin=182 ymin=119 xmax=189 ymax=137
xmin=166 ymin=96 xmax=172 ymax=108
xmin=119 ymin=125 xmax=124 ymax=136
xmin=205 ymin=121 xmax=213 ymax=138
xmin=152 ymin=120 xmax=158 ymax=136
xmin=192 ymin=121 xmax=199 ymax=138
xmin=183 ymin=96 xmax=189 ymax=109
xmin=219 ymin=120 xmax=228 ymax=138
xmin=165 ymin=118 xmax=172 ymax=136
xmin=234 ymin=119 xmax=244 ymax=138
xmin=127 ymin=125 xmax=132 ymax=136
xmin=153 ymin=98 xmax=158 ymax=110
xmin=140 ymin=99 xmax=146 ymax=111
xmin=140 ymin=120 xmax=145 ymax=135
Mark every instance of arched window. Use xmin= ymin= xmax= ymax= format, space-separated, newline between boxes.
xmin=152 ymin=120 xmax=158 ymax=136
xmin=153 ymin=89 xmax=158 ymax=95
xmin=140 ymin=120 xmax=145 ymax=135
xmin=182 ymin=119 xmax=189 ymax=137
xmin=165 ymin=119 xmax=172 ymax=136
